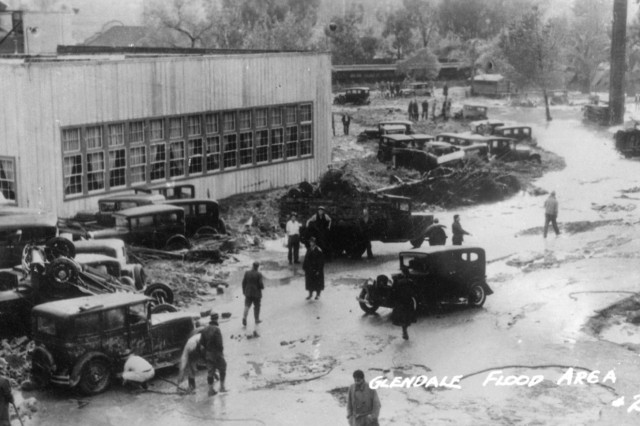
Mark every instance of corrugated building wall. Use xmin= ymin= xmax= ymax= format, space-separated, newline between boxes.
xmin=0 ymin=52 xmax=331 ymax=217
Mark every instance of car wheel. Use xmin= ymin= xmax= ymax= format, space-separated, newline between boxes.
xmin=468 ymin=284 xmax=487 ymax=307
xmin=46 ymin=258 xmax=79 ymax=285
xmin=78 ymin=357 xmax=111 ymax=395
xmin=45 ymin=237 xmax=76 ymax=260
xmin=133 ymin=265 xmax=146 ymax=291
xmin=358 ymin=288 xmax=379 ymax=314
xmin=164 ymin=235 xmax=190 ymax=251
xmin=150 ymin=303 xmax=178 ymax=314
xmin=194 ymin=226 xmax=218 ymax=239
xmin=144 ymin=283 xmax=175 ymax=305
xmin=410 ymin=237 xmax=423 ymax=248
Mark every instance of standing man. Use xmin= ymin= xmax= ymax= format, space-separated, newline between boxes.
xmin=306 ymin=206 xmax=332 ymax=260
xmin=407 ymin=100 xmax=413 ymax=120
xmin=342 ymin=114 xmax=351 ymax=135
xmin=286 ymin=212 xmax=301 ymax=264
xmin=347 ymin=370 xmax=381 ymax=426
xmin=242 ymin=261 xmax=264 ymax=327
xmin=303 ymin=237 xmax=324 ymax=300
xmin=198 ymin=313 xmax=227 ymax=396
xmin=358 ymin=207 xmax=374 ymax=259
xmin=0 ymin=374 xmax=13 ymax=426
xmin=543 ymin=191 xmax=560 ymax=238
xmin=451 ymin=214 xmax=471 ymax=245
xmin=421 ymin=99 xmax=429 ymax=120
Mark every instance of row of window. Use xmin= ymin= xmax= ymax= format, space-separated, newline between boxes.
xmin=61 ymin=103 xmax=314 ymax=197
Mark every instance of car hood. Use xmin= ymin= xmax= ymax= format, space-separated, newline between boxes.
xmin=88 ymin=228 xmax=129 ymax=239
xmin=150 ymin=311 xmax=195 ymax=326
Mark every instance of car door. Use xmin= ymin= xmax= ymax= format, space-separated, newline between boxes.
xmin=126 ymin=303 xmax=152 ymax=359
xmin=101 ymin=307 xmax=130 ymax=357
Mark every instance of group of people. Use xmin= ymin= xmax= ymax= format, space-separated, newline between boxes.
xmin=407 ymin=97 xmax=452 ymax=122
xmin=424 ymin=214 xmax=472 ymax=246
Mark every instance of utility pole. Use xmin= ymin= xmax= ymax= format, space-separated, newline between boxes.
xmin=609 ymin=0 xmax=627 ymax=124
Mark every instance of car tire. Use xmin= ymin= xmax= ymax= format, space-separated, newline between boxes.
xmin=144 ymin=283 xmax=175 ymax=305
xmin=358 ymin=288 xmax=380 ymax=314
xmin=120 ymin=276 xmax=136 ymax=287
xmin=164 ymin=235 xmax=191 ymax=251
xmin=45 ymin=237 xmax=76 ymax=260
xmin=78 ymin=357 xmax=111 ymax=395
xmin=133 ymin=265 xmax=146 ymax=291
xmin=410 ymin=237 xmax=424 ymax=248
xmin=150 ymin=303 xmax=178 ymax=314
xmin=468 ymin=284 xmax=487 ymax=307
xmin=194 ymin=226 xmax=218 ymax=238
xmin=46 ymin=258 xmax=79 ymax=285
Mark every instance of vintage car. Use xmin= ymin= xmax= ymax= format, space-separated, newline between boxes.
xmin=0 ymin=210 xmax=58 ymax=268
xmin=469 ymin=119 xmax=506 ymax=135
xmin=357 ymin=120 xmax=414 ymax=142
xmin=88 ymin=205 xmax=191 ymax=251
xmin=333 ymin=87 xmax=371 ymax=105
xmin=133 ymin=183 xmax=195 ymax=200
xmin=94 ymin=194 xmax=166 ymax=227
xmin=391 ymin=141 xmax=467 ymax=173
xmin=435 ymin=132 xmax=489 ymax=159
xmin=462 ymin=104 xmax=489 ymax=120
xmin=378 ymin=133 xmax=435 ymax=162
xmin=614 ymin=127 xmax=640 ymax=158
xmin=357 ymin=246 xmax=493 ymax=315
xmin=488 ymin=137 xmax=541 ymax=163
xmin=30 ymin=293 xmax=198 ymax=394
xmin=74 ymin=239 xmax=146 ymax=289
xmin=163 ymin=198 xmax=226 ymax=237
xmin=494 ymin=125 xmax=533 ymax=142
xmin=399 ymin=82 xmax=432 ymax=97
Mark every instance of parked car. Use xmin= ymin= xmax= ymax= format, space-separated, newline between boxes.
xmin=30 ymin=293 xmax=198 ymax=394
xmin=163 ymin=198 xmax=226 ymax=236
xmin=399 ymin=82 xmax=432 ymax=97
xmin=133 ymin=183 xmax=195 ymax=200
xmin=494 ymin=125 xmax=533 ymax=142
xmin=0 ymin=210 xmax=58 ymax=268
xmin=488 ymin=138 xmax=541 ymax=163
xmin=357 ymin=120 xmax=414 ymax=142
xmin=614 ymin=127 xmax=640 ymax=158
xmin=88 ymin=205 xmax=191 ymax=251
xmin=469 ymin=119 xmax=506 ymax=135
xmin=357 ymin=246 xmax=493 ymax=315
xmin=334 ymin=87 xmax=371 ymax=105
xmin=435 ymin=132 xmax=489 ymax=159
xmin=462 ymin=104 xmax=488 ymax=120
xmin=94 ymin=194 xmax=166 ymax=227
xmin=74 ymin=239 xmax=146 ymax=289
xmin=390 ymin=141 xmax=466 ymax=173
xmin=378 ymin=133 xmax=435 ymax=162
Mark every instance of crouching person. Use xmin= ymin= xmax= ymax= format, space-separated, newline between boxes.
xmin=122 ymin=353 xmax=155 ymax=390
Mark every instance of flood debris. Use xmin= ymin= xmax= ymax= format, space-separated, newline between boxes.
xmin=0 ymin=337 xmax=34 ymax=390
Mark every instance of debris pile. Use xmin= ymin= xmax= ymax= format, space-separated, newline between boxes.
xmin=591 ymin=203 xmax=636 ymax=213
xmin=0 ymin=337 xmax=34 ymax=388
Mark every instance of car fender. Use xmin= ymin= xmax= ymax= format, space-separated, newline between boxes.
xmin=31 ymin=345 xmax=56 ymax=386
xmin=473 ymin=281 xmax=493 ymax=296
xmin=70 ymin=351 xmax=111 ymax=388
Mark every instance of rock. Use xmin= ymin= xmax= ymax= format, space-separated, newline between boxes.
xmin=280 ymin=341 xmax=289 ymax=346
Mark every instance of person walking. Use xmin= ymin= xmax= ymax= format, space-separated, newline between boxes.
xmin=306 ymin=206 xmax=332 ymax=260
xmin=177 ymin=332 xmax=202 ymax=394
xmin=347 ymin=370 xmax=381 ymax=426
xmin=543 ymin=191 xmax=560 ymax=238
xmin=198 ymin=313 xmax=227 ymax=396
xmin=432 ymin=98 xmax=438 ymax=119
xmin=421 ymin=99 xmax=429 ymax=120
xmin=242 ymin=261 xmax=264 ymax=327
xmin=286 ymin=212 xmax=301 ymax=264
xmin=342 ymin=114 xmax=351 ymax=135
xmin=358 ymin=207 xmax=374 ymax=259
xmin=425 ymin=218 xmax=447 ymax=245
xmin=391 ymin=279 xmax=417 ymax=340
xmin=303 ymin=236 xmax=325 ymax=300
xmin=0 ymin=374 xmax=13 ymax=426
xmin=451 ymin=214 xmax=471 ymax=245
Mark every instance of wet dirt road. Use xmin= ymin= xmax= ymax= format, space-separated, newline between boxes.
xmin=24 ymin=103 xmax=640 ymax=425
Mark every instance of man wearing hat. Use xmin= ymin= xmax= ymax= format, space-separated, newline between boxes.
xmin=285 ymin=212 xmax=302 ymax=264
xmin=198 ymin=313 xmax=227 ymax=395
xmin=306 ymin=206 xmax=332 ymax=260
xmin=242 ymin=261 xmax=264 ymax=327
xmin=303 ymin=236 xmax=325 ymax=300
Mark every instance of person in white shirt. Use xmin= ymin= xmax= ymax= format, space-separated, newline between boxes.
xmin=286 ymin=212 xmax=302 ymax=264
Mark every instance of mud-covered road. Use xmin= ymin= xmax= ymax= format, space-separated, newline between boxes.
xmin=21 ymin=99 xmax=640 ymax=425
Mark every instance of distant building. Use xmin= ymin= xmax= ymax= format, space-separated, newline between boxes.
xmin=83 ymin=25 xmax=151 ymax=47
xmin=471 ymin=74 xmax=511 ymax=97
xmin=0 ymin=10 xmax=73 ymax=55
xmin=0 ymin=47 xmax=331 ymax=216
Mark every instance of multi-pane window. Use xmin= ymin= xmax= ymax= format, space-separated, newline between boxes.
xmin=239 ymin=132 xmax=253 ymax=166
xmin=60 ymin=102 xmax=313 ymax=198
xmin=223 ymin=134 xmax=237 ymax=168
xmin=150 ymin=119 xmax=164 ymax=141
xmin=239 ymin=110 xmax=251 ymax=130
xmin=255 ymin=109 xmax=267 ymax=128
xmin=206 ymin=136 xmax=220 ymax=171
xmin=256 ymin=130 xmax=269 ymax=163
xmin=223 ymin=112 xmax=236 ymax=132
xmin=271 ymin=128 xmax=284 ymax=160
xmin=169 ymin=118 xmax=183 ymax=139
xmin=169 ymin=141 xmax=185 ymax=177
xmin=188 ymin=116 xmax=201 ymax=136
xmin=130 ymin=146 xmax=146 ymax=184
xmin=286 ymin=126 xmax=298 ymax=158
xmin=150 ymin=143 xmax=166 ymax=181
xmin=205 ymin=113 xmax=219 ymax=134
xmin=0 ymin=157 xmax=16 ymax=203
xmin=188 ymin=139 xmax=203 ymax=174
xmin=300 ymin=124 xmax=312 ymax=156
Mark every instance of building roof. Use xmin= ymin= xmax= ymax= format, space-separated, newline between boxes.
xmin=84 ymin=25 xmax=150 ymax=48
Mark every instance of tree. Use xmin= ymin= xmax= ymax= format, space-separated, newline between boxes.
xmin=143 ymin=0 xmax=216 ymax=48
xmin=609 ymin=0 xmax=627 ymax=124
xmin=242 ymin=11 xmax=315 ymax=50
xmin=396 ymin=48 xmax=441 ymax=80
xmin=326 ymin=5 xmax=377 ymax=64
xmin=381 ymin=8 xmax=415 ymax=59
xmin=500 ymin=6 xmax=567 ymax=121
xmin=402 ymin=0 xmax=438 ymax=48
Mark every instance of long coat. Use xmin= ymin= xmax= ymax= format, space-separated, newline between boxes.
xmin=303 ymin=246 xmax=325 ymax=292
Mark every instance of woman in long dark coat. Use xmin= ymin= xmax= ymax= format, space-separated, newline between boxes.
xmin=391 ymin=280 xmax=417 ymax=340
xmin=303 ymin=237 xmax=325 ymax=300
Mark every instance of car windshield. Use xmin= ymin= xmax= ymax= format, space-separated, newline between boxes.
xmin=401 ymin=254 xmax=429 ymax=272
xmin=115 ymin=216 xmax=129 ymax=231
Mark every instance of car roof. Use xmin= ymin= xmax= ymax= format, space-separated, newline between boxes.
xmin=99 ymin=193 xmax=166 ymax=203
xmin=163 ymin=198 xmax=219 ymax=207
xmin=384 ymin=134 xmax=434 ymax=142
xmin=379 ymin=120 xmax=412 ymax=126
xmin=0 ymin=210 xmax=58 ymax=229
xmin=74 ymin=253 xmax=119 ymax=264
xmin=470 ymin=119 xmax=504 ymax=126
xmin=136 ymin=183 xmax=195 ymax=191
xmin=115 ymin=204 xmax=184 ymax=218
xmin=381 ymin=124 xmax=409 ymax=131
xmin=495 ymin=125 xmax=531 ymax=131
xmin=487 ymin=136 xmax=517 ymax=142
xmin=33 ymin=293 xmax=150 ymax=317
xmin=437 ymin=132 xmax=488 ymax=141
xmin=401 ymin=246 xmax=485 ymax=256
xmin=74 ymin=238 xmax=124 ymax=250
xmin=346 ymin=86 xmax=369 ymax=91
